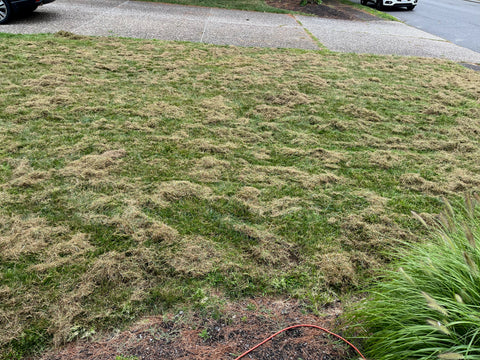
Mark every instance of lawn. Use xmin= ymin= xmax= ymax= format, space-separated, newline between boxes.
xmin=0 ymin=32 xmax=479 ymax=358
xmin=142 ymin=0 xmax=291 ymax=13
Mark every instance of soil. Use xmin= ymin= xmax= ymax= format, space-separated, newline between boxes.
xmin=38 ymin=298 xmax=358 ymax=360
xmin=267 ymin=0 xmax=378 ymax=21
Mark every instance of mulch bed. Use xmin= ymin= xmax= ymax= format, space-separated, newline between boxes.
xmin=38 ymin=298 xmax=358 ymax=360
xmin=267 ymin=0 xmax=379 ymax=21
xmin=267 ymin=0 xmax=357 ymax=20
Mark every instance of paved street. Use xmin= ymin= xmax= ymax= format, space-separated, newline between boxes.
xmin=371 ymin=0 xmax=480 ymax=53
xmin=2 ymin=0 xmax=480 ymax=63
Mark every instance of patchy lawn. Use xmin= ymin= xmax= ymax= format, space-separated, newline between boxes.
xmin=0 ymin=32 xmax=479 ymax=359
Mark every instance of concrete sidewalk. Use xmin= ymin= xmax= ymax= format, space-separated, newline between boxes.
xmin=2 ymin=0 xmax=480 ymax=63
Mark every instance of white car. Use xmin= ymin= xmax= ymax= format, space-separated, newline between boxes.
xmin=362 ymin=0 xmax=417 ymax=10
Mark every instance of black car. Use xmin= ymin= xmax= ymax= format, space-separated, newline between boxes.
xmin=0 ymin=0 xmax=55 ymax=24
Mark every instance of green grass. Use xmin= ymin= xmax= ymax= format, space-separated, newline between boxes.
xmin=346 ymin=197 xmax=480 ymax=359
xmin=141 ymin=0 xmax=291 ymax=13
xmin=0 ymin=31 xmax=479 ymax=358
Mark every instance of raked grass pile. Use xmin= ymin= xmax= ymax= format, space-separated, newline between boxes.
xmin=0 ymin=32 xmax=479 ymax=358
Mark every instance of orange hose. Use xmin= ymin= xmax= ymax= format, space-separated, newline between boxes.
xmin=234 ymin=324 xmax=366 ymax=360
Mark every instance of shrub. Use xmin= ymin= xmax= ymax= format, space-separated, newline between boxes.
xmin=347 ymin=195 xmax=480 ymax=360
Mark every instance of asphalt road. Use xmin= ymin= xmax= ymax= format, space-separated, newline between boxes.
xmin=356 ymin=0 xmax=480 ymax=53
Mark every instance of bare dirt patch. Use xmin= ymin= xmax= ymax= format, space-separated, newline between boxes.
xmin=39 ymin=298 xmax=354 ymax=360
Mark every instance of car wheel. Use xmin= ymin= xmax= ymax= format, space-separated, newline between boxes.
xmin=361 ymin=0 xmax=368 ymax=5
xmin=406 ymin=4 xmax=415 ymax=9
xmin=0 ymin=0 xmax=12 ymax=25
xmin=376 ymin=0 xmax=383 ymax=9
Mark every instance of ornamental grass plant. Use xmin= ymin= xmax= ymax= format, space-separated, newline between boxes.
xmin=348 ymin=195 xmax=480 ymax=360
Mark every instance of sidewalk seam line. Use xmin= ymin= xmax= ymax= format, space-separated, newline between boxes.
xmin=294 ymin=15 xmax=326 ymax=51
xmin=200 ymin=8 xmax=212 ymax=43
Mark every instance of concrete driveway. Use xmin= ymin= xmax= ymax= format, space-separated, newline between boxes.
xmin=2 ymin=0 xmax=480 ymax=63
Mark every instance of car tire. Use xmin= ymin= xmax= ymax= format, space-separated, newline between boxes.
xmin=406 ymin=4 xmax=415 ymax=9
xmin=0 ymin=0 xmax=12 ymax=25
xmin=361 ymin=0 xmax=368 ymax=5
xmin=376 ymin=0 xmax=383 ymax=9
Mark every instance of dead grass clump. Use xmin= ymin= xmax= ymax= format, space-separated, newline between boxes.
xmin=433 ymin=91 xmax=465 ymax=107
xmin=340 ymin=214 xmax=379 ymax=249
xmin=47 ymin=297 xmax=86 ymax=346
xmin=60 ymin=149 xmax=127 ymax=179
xmin=335 ymin=78 xmax=361 ymax=90
xmin=249 ymin=104 xmax=291 ymax=120
xmin=251 ymin=148 xmax=271 ymax=161
xmin=188 ymin=168 xmax=222 ymax=183
xmin=54 ymin=31 xmax=88 ymax=40
xmin=0 ymin=284 xmax=31 ymax=348
xmin=195 ymin=156 xmax=230 ymax=170
xmin=340 ymin=213 xmax=410 ymax=254
xmin=368 ymin=150 xmax=402 ymax=169
xmin=240 ymin=165 xmax=341 ymax=189
xmin=143 ymin=101 xmax=185 ymax=120
xmin=85 ymin=251 xmax=144 ymax=285
xmin=309 ymin=148 xmax=345 ymax=168
xmin=0 ymin=216 xmax=69 ymax=260
xmin=48 ymin=248 xmax=163 ymax=345
xmin=7 ymin=159 xmax=50 ymax=187
xmin=189 ymin=156 xmax=231 ymax=183
xmin=164 ymin=235 xmax=222 ymax=278
xmin=154 ymin=129 xmax=190 ymax=143
xmin=399 ymin=173 xmax=446 ymax=195
xmin=233 ymin=186 xmax=265 ymax=216
xmin=422 ymin=104 xmax=452 ymax=116
xmin=456 ymin=116 xmax=480 ymax=135
xmin=233 ymin=224 xmax=296 ymax=267
xmin=29 ymin=233 xmax=93 ymax=272
xmin=154 ymin=180 xmax=213 ymax=203
xmin=266 ymin=196 xmax=304 ymax=218
xmin=353 ymin=191 xmax=388 ymax=214
xmin=213 ymin=126 xmax=264 ymax=144
xmin=339 ymin=104 xmax=383 ymax=122
xmin=317 ymin=252 xmax=357 ymax=289
xmin=236 ymin=186 xmax=261 ymax=203
xmin=199 ymin=96 xmax=235 ymax=124
xmin=21 ymin=95 xmax=55 ymax=111
xmin=264 ymin=89 xmax=311 ymax=107
xmin=319 ymin=119 xmax=352 ymax=132
xmin=22 ymin=73 xmax=69 ymax=89
xmin=91 ymin=204 xmax=179 ymax=243
xmin=288 ymin=130 xmax=323 ymax=147
xmin=147 ymin=222 xmax=180 ymax=243
xmin=337 ymin=191 xmax=405 ymax=255
xmin=447 ymin=168 xmax=480 ymax=192
xmin=409 ymin=138 xmax=459 ymax=152
xmin=276 ymin=147 xmax=308 ymax=157
xmin=0 ymin=308 xmax=23 ymax=349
